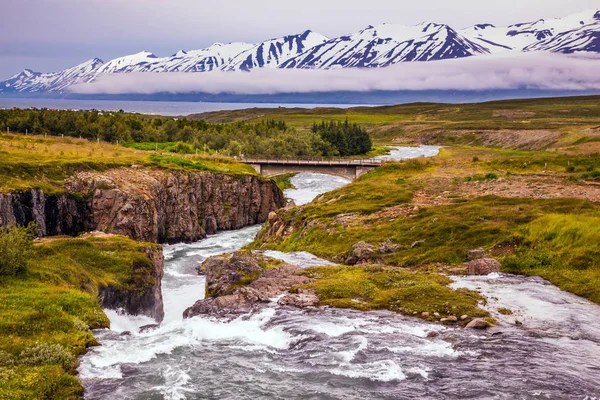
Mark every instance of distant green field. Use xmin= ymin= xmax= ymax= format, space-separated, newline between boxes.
xmin=189 ymin=95 xmax=600 ymax=148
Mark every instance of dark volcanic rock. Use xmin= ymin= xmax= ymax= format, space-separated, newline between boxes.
xmin=139 ymin=324 xmax=161 ymax=333
xmin=100 ymin=245 xmax=165 ymax=322
xmin=0 ymin=190 xmax=91 ymax=237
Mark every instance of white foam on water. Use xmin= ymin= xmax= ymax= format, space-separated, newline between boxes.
xmin=286 ymin=172 xmax=351 ymax=205
xmin=79 ymin=307 xmax=295 ymax=380
xmin=333 ymin=336 xmax=369 ymax=363
xmin=261 ymin=250 xmax=338 ymax=268
xmin=330 ymin=359 xmax=406 ymax=382
xmin=451 ymin=274 xmax=600 ymax=340
xmin=104 ymin=309 xmax=157 ymax=333
xmin=385 ymin=341 xmax=461 ymax=358
xmin=375 ymin=145 xmax=441 ymax=161
xmin=406 ymin=366 xmax=431 ymax=380
xmin=154 ymin=365 xmax=192 ymax=400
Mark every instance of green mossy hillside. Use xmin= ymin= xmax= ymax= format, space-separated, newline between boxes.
xmin=255 ymin=147 xmax=600 ymax=306
xmin=0 ymin=235 xmax=161 ymax=400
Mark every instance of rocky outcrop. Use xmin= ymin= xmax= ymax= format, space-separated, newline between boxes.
xmin=0 ymin=168 xmax=285 ymax=243
xmin=183 ymin=251 xmax=316 ymax=319
xmin=466 ymin=258 xmax=501 ymax=275
xmin=99 ymin=243 xmax=165 ymax=322
xmin=467 ymin=248 xmax=486 ymax=261
xmin=345 ymin=242 xmax=376 ymax=265
xmin=0 ymin=190 xmax=91 ymax=237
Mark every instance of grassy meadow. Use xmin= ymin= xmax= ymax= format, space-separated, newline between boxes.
xmin=254 ymin=143 xmax=600 ymax=306
xmin=0 ymin=233 xmax=161 ymax=399
xmin=190 ymin=95 xmax=600 ymax=150
xmin=0 ymin=133 xmax=258 ymax=193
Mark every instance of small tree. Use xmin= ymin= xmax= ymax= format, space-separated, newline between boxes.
xmin=0 ymin=223 xmax=37 ymax=277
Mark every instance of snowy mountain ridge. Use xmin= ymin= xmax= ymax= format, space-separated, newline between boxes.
xmin=1 ymin=9 xmax=599 ymax=94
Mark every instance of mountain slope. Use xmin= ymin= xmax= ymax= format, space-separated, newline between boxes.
xmin=0 ymin=58 xmax=104 ymax=93
xmin=281 ymin=23 xmax=488 ymax=69
xmin=461 ymin=9 xmax=600 ymax=52
xmin=224 ymin=30 xmax=328 ymax=71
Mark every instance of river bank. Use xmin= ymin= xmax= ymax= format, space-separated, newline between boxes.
xmin=79 ymin=170 xmax=600 ymax=399
xmin=80 ymin=145 xmax=600 ymax=398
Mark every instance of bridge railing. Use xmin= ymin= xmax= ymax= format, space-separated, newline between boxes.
xmin=240 ymin=156 xmax=385 ymax=166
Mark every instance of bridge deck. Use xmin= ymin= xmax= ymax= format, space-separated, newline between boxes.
xmin=241 ymin=158 xmax=384 ymax=167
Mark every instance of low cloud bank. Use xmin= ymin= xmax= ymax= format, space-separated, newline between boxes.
xmin=70 ymin=52 xmax=600 ymax=95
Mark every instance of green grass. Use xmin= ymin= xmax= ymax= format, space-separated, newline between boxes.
xmin=0 ymin=235 xmax=160 ymax=399
xmin=503 ymin=214 xmax=600 ymax=303
xmin=271 ymin=173 xmax=297 ymax=191
xmin=255 ymin=145 xmax=600 ymax=307
xmin=297 ymin=265 xmax=489 ymax=321
xmin=189 ymin=95 xmax=600 ymax=149
xmin=0 ymin=133 xmax=258 ymax=193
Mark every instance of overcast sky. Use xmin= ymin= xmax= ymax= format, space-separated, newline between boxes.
xmin=1 ymin=0 xmax=599 ymax=78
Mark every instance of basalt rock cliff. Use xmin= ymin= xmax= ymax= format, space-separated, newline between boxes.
xmin=96 ymin=236 xmax=165 ymax=322
xmin=0 ymin=168 xmax=285 ymax=243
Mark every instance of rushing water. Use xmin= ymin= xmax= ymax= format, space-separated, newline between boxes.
xmin=80 ymin=148 xmax=600 ymax=399
xmin=375 ymin=145 xmax=441 ymax=162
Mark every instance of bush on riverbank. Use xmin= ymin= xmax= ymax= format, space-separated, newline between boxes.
xmin=0 ymin=224 xmax=37 ymax=276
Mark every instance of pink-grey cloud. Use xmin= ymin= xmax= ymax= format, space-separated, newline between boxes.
xmin=70 ymin=53 xmax=600 ymax=95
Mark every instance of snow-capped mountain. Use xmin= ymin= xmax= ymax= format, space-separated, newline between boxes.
xmin=1 ymin=9 xmax=599 ymax=94
xmin=224 ymin=30 xmax=328 ymax=71
xmin=461 ymin=9 xmax=600 ymax=53
xmin=281 ymin=23 xmax=487 ymax=69
xmin=0 ymin=58 xmax=103 ymax=93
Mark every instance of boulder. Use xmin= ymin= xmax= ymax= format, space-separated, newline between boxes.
xmin=466 ymin=318 xmax=488 ymax=329
xmin=278 ymin=290 xmax=319 ymax=308
xmin=466 ymin=258 xmax=501 ymax=275
xmin=183 ymin=294 xmax=257 ymax=318
xmin=467 ymin=248 xmax=486 ymax=260
xmin=202 ymin=252 xmax=264 ymax=298
xmin=378 ymin=239 xmax=401 ymax=254
xmin=426 ymin=331 xmax=440 ymax=338
xmin=346 ymin=242 xmax=376 ymax=265
xmin=184 ymin=253 xmax=316 ymax=319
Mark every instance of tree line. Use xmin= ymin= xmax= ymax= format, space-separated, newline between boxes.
xmin=0 ymin=108 xmax=372 ymax=157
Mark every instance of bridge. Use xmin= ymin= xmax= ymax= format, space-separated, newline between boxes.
xmin=240 ymin=157 xmax=385 ymax=181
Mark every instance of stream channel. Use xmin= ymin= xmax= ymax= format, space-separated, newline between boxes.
xmin=80 ymin=146 xmax=600 ymax=399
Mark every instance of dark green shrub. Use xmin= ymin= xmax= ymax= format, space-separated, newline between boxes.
xmin=0 ymin=223 xmax=37 ymax=276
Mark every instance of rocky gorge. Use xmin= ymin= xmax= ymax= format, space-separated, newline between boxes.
xmin=0 ymin=167 xmax=285 ymax=243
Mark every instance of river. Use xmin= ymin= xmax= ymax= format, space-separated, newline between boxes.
xmin=79 ymin=147 xmax=600 ymax=399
